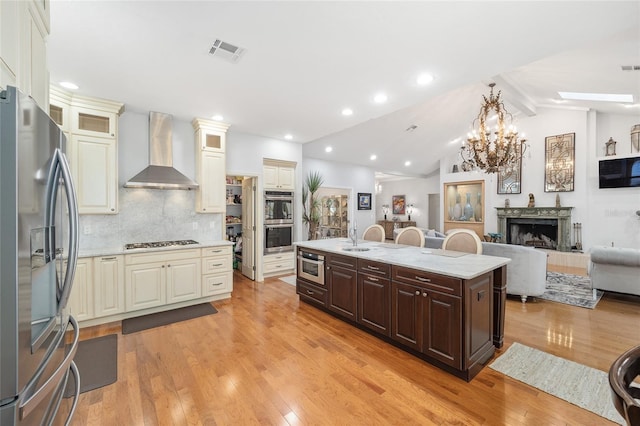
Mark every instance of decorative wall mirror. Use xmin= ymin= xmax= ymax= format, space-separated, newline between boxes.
xmin=497 ymin=146 xmax=522 ymax=194
xmin=544 ymin=132 xmax=575 ymax=192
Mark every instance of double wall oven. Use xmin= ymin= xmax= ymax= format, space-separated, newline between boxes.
xmin=264 ymin=191 xmax=293 ymax=254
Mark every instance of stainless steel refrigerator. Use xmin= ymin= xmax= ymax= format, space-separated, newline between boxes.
xmin=0 ymin=86 xmax=81 ymax=425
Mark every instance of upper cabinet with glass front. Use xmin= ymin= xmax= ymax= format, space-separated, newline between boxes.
xmin=193 ymin=118 xmax=227 ymax=153
xmin=50 ymin=86 xmax=123 ymax=214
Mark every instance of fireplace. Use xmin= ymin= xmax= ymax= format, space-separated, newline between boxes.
xmin=496 ymin=207 xmax=573 ymax=252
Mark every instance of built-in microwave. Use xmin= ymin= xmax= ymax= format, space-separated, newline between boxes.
xmin=264 ymin=191 xmax=293 ymax=224
xmin=297 ymin=249 xmax=325 ymax=285
xmin=264 ymin=224 xmax=293 ymax=254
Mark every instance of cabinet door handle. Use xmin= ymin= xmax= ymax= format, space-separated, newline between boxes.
xmin=422 ymin=292 xmax=428 ymax=297
xmin=477 ymin=290 xmax=485 ymax=301
xmin=368 ymin=277 xmax=379 ymax=282
xmin=306 ymin=290 xmax=314 ymax=295
xmin=367 ymin=265 xmax=379 ymax=270
xmin=212 ymin=263 xmax=223 ymax=267
xmin=415 ymin=276 xmax=431 ymax=283
xmin=162 ymin=265 xmax=165 ymax=268
xmin=415 ymin=290 xmax=420 ymax=296
xmin=101 ymin=256 xmax=116 ymax=261
xmin=167 ymin=264 xmax=171 ymax=267
xmin=211 ymin=249 xmax=222 ymax=253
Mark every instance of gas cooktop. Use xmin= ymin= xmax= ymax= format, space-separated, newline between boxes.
xmin=124 ymin=239 xmax=199 ymax=250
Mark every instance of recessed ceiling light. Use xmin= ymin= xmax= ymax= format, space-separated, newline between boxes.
xmin=341 ymin=108 xmax=353 ymax=116
xmin=558 ymin=91 xmax=634 ymax=103
xmin=373 ymin=93 xmax=387 ymax=104
xmin=370 ymin=154 xmax=377 ymax=160
xmin=284 ymin=134 xmax=293 ymax=140
xmin=416 ymin=73 xmax=434 ymax=86
xmin=404 ymin=161 xmax=411 ymax=167
xmin=325 ymin=146 xmax=333 ymax=153
xmin=211 ymin=114 xmax=224 ymax=121
xmin=59 ymin=81 xmax=79 ymax=90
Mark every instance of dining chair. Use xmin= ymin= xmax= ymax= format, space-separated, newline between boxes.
xmin=609 ymin=344 xmax=640 ymax=426
xmin=442 ymin=228 xmax=483 ymax=254
xmin=394 ymin=226 xmax=425 ymax=247
xmin=362 ymin=224 xmax=385 ymax=242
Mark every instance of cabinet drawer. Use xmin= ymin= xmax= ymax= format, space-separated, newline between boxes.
xmin=202 ymin=246 xmax=232 ymax=257
xmin=125 ymin=248 xmax=201 ymax=265
xmin=202 ymin=256 xmax=232 ymax=274
xmin=202 ymin=271 xmax=232 ymax=296
xmin=264 ymin=258 xmax=294 ymax=274
xmin=358 ymin=259 xmax=390 ymax=278
xmin=328 ymin=253 xmax=357 ymax=270
xmin=297 ymin=281 xmax=327 ymax=306
xmin=392 ymin=266 xmax=462 ymax=296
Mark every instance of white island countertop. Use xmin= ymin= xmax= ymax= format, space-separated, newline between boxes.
xmin=295 ymin=238 xmax=510 ymax=280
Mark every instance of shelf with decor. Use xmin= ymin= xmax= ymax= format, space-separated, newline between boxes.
xmin=443 ymin=180 xmax=485 ymax=238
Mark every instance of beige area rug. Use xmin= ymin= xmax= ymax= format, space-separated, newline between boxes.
xmin=279 ymin=274 xmax=296 ymax=286
xmin=489 ymin=342 xmax=624 ymax=425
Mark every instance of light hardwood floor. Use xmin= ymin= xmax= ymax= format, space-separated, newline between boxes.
xmin=69 ymin=267 xmax=640 ymax=425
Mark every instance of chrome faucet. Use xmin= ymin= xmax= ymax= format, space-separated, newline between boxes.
xmin=349 ymin=224 xmax=358 ymax=246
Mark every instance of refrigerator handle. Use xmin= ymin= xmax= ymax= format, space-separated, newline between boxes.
xmin=19 ymin=316 xmax=80 ymax=421
xmin=62 ymin=361 xmax=81 ymax=426
xmin=50 ymin=148 xmax=79 ymax=309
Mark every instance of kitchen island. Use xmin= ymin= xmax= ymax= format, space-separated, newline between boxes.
xmin=295 ymin=238 xmax=510 ymax=381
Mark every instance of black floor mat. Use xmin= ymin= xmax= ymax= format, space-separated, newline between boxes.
xmin=64 ymin=334 xmax=117 ymax=397
xmin=121 ymin=303 xmax=217 ymax=335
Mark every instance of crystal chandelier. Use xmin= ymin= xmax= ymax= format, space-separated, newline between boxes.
xmin=461 ymin=83 xmax=527 ymax=174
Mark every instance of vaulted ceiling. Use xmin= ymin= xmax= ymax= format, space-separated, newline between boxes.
xmin=48 ymin=1 xmax=640 ymax=177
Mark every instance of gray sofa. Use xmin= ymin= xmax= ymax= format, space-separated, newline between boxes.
xmin=425 ymin=236 xmax=547 ymax=302
xmin=590 ymin=246 xmax=640 ymax=296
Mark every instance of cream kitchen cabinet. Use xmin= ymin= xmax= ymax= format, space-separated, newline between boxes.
xmin=263 ymin=252 xmax=295 ymax=276
xmin=196 ymin=151 xmax=226 ymax=213
xmin=93 ymin=255 xmax=125 ymax=318
xmin=263 ymin=164 xmax=294 ymax=190
xmin=193 ymin=118 xmax=230 ymax=213
xmin=68 ymin=257 xmax=93 ymax=322
xmin=125 ymin=249 xmax=201 ymax=311
xmin=1 ymin=0 xmax=50 ymax=108
xmin=69 ymin=134 xmax=117 ymax=214
xmin=201 ymin=246 xmax=233 ymax=296
xmin=50 ymin=87 xmax=123 ymax=214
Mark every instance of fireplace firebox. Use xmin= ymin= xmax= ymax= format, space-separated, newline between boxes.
xmin=496 ymin=207 xmax=573 ymax=252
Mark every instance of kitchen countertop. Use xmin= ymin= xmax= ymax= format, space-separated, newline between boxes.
xmin=78 ymin=240 xmax=233 ymax=258
xmin=295 ymin=238 xmax=510 ymax=280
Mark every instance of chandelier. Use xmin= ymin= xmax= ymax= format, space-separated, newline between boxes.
xmin=461 ymin=83 xmax=527 ymax=174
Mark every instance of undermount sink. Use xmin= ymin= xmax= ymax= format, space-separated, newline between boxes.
xmin=342 ymin=247 xmax=370 ymax=252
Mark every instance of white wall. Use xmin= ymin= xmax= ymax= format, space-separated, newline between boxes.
xmin=374 ymin=176 xmax=440 ymax=230
xmin=301 ymin=158 xmax=377 ymax=239
xmin=440 ymin=107 xmax=640 ymax=250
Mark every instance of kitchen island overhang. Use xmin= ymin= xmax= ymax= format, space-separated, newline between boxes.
xmin=294 ymin=238 xmax=510 ymax=381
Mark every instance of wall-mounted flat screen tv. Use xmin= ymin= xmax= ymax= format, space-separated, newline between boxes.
xmin=599 ymin=157 xmax=640 ymax=188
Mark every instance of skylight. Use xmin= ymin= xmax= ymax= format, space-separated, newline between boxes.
xmin=558 ymin=92 xmax=634 ymax=103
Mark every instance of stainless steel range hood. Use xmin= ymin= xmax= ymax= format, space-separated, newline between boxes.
xmin=124 ymin=112 xmax=199 ymax=190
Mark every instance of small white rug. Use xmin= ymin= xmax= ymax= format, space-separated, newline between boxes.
xmin=489 ymin=342 xmax=624 ymax=425
xmin=278 ymin=275 xmax=296 ymax=286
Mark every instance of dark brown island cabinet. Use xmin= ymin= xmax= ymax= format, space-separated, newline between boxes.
xmin=296 ymin=248 xmax=505 ymax=381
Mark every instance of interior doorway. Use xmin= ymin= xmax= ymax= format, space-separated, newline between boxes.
xmin=428 ymin=193 xmax=440 ymax=232
xmin=226 ymin=175 xmax=257 ymax=280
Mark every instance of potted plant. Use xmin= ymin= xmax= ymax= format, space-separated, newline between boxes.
xmin=302 ymin=171 xmax=324 ymax=240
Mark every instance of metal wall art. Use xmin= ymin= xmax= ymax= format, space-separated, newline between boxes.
xmin=544 ymin=132 xmax=575 ymax=192
xmin=497 ymin=145 xmax=522 ymax=194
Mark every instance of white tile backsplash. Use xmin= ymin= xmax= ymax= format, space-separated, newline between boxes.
xmin=78 ymin=188 xmax=223 ymax=250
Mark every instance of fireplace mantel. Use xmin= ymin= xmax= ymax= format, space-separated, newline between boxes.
xmin=496 ymin=207 xmax=573 ymax=252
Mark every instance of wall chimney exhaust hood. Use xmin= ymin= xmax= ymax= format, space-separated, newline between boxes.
xmin=124 ymin=112 xmax=199 ymax=190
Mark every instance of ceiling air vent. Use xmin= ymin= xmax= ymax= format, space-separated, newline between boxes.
xmin=621 ymin=65 xmax=640 ymax=71
xmin=209 ymin=39 xmax=245 ymax=63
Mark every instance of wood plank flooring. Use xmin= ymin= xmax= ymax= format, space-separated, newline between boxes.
xmin=68 ymin=267 xmax=640 ymax=425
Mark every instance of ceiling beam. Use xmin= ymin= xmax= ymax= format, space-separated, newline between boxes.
xmin=491 ymin=74 xmax=537 ymax=117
